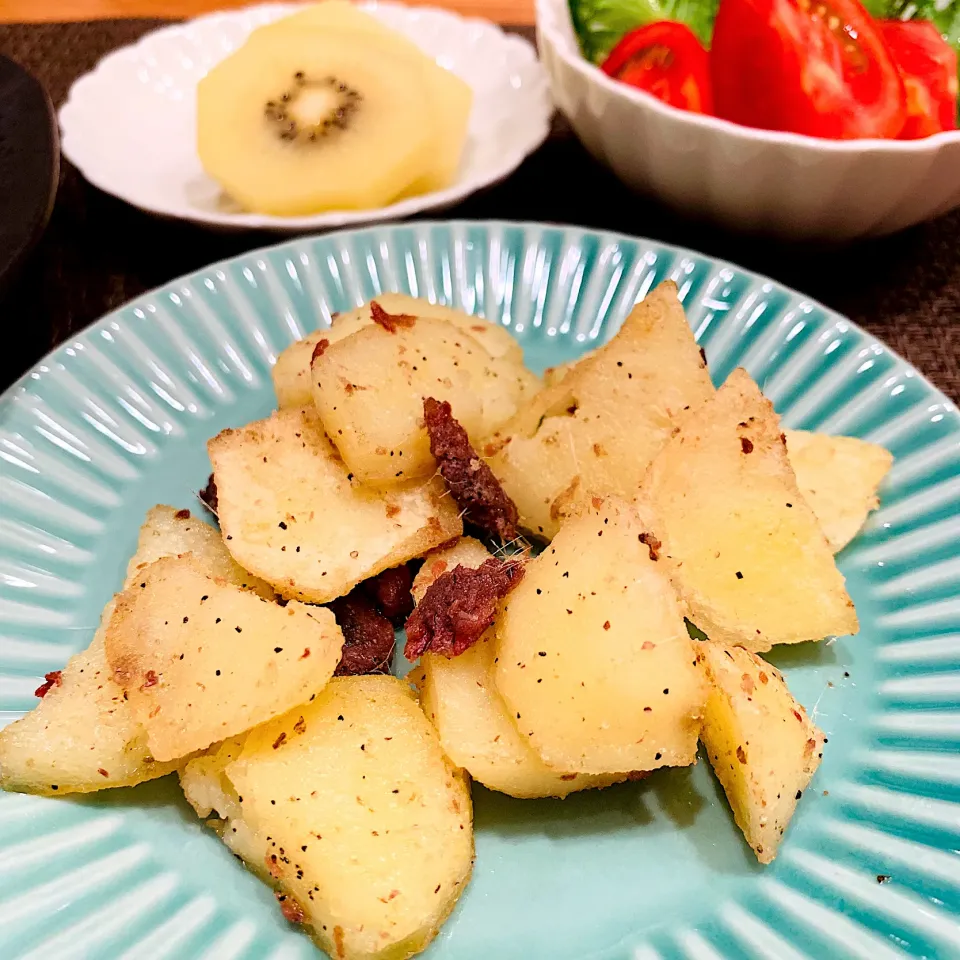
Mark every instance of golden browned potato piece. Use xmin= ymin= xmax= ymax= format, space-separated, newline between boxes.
xmin=644 ymin=369 xmax=859 ymax=652
xmin=488 ymin=282 xmax=714 ymax=539
xmin=311 ymin=316 xmax=537 ymax=483
xmin=0 ymin=506 xmax=264 ymax=795
xmin=495 ymin=497 xmax=708 ymax=775
xmin=0 ymin=626 xmax=175 ymax=797
xmin=312 ymin=318 xmax=484 ymax=482
xmin=105 ymin=555 xmax=344 ymax=762
xmin=272 ymin=294 xmax=527 ymax=409
xmin=414 ymin=538 xmax=629 ymax=798
xmin=208 ymin=407 xmax=462 ymax=603
xmin=128 ymin=505 xmax=275 ymax=597
xmin=180 ymin=676 xmax=474 ymax=960
xmin=700 ymin=641 xmax=825 ymax=864
xmin=357 ymin=294 xmax=524 ymax=362
xmin=785 ymin=429 xmax=892 ymax=552
xmin=272 ymin=319 xmax=369 ymax=411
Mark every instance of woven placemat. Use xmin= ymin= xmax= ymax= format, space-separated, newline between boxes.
xmin=0 ymin=19 xmax=957 ymax=401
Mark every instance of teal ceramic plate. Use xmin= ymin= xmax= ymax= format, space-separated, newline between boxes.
xmin=1 ymin=222 xmax=957 ymax=960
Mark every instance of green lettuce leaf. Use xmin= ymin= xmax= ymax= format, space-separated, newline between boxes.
xmin=934 ymin=0 xmax=959 ymax=46
xmin=859 ymin=0 xmax=892 ymax=16
xmin=569 ymin=0 xmax=662 ymax=63
xmin=862 ymin=0 xmax=959 ymax=39
xmin=569 ymin=0 xmax=718 ymax=64
xmin=861 ymin=0 xmax=959 ymax=122
xmin=654 ymin=0 xmax=720 ymax=44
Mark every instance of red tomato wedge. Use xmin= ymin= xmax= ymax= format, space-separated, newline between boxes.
xmin=601 ymin=22 xmax=713 ymax=115
xmin=711 ymin=0 xmax=907 ymax=139
xmin=878 ymin=21 xmax=958 ymax=139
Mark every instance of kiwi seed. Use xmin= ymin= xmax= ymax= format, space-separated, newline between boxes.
xmin=264 ymin=73 xmax=363 ymax=145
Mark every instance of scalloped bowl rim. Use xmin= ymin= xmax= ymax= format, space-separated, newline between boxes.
xmin=536 ymin=0 xmax=960 ymax=155
xmin=57 ymin=1 xmax=552 ymax=231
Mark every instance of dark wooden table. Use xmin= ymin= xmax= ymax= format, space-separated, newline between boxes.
xmin=1 ymin=19 xmax=957 ymax=401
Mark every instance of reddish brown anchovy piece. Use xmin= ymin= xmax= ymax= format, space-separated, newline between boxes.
xmin=331 ymin=590 xmax=396 ymax=676
xmin=638 ymin=532 xmax=661 ymax=562
xmin=276 ymin=892 xmax=305 ymax=924
xmin=198 ymin=473 xmax=218 ymax=516
xmin=423 ymin=397 xmax=519 ymax=542
xmin=361 ymin=564 xmax=415 ymax=626
xmin=310 ymin=338 xmax=330 ymax=362
xmin=404 ymin=558 xmax=524 ymax=660
xmin=370 ymin=301 xmax=416 ymax=333
xmin=34 ymin=670 xmax=62 ymax=698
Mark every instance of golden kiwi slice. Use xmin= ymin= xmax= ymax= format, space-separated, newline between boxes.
xmin=260 ymin=2 xmax=472 ymax=193
xmin=197 ymin=30 xmax=435 ymax=215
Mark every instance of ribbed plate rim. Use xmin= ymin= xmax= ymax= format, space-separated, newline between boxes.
xmin=4 ymin=219 xmax=955 ymax=416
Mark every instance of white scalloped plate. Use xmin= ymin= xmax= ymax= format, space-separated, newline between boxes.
xmin=1 ymin=222 xmax=958 ymax=959
xmin=57 ymin=3 xmax=551 ymax=231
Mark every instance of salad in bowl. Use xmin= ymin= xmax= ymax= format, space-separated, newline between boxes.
xmin=570 ymin=0 xmax=958 ymax=139
xmin=536 ymin=0 xmax=960 ymax=238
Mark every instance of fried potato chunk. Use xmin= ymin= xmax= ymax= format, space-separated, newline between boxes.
xmin=181 ymin=676 xmax=473 ymax=960
xmin=488 ymin=282 xmax=714 ymax=539
xmin=129 ymin=505 xmax=275 ymax=597
xmin=414 ymin=538 xmax=628 ymax=798
xmin=311 ymin=314 xmax=536 ymax=483
xmin=785 ymin=429 xmax=892 ymax=552
xmin=272 ymin=294 xmax=526 ymax=409
xmin=700 ymin=641 xmax=825 ymax=864
xmin=105 ymin=555 xmax=343 ymax=762
xmin=351 ymin=294 xmax=523 ymax=362
xmin=0 ymin=506 xmax=263 ymax=795
xmin=208 ymin=407 xmax=462 ymax=603
xmin=495 ymin=497 xmax=707 ymax=775
xmin=644 ymin=370 xmax=859 ymax=652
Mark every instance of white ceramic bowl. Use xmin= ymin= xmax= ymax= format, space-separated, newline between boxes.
xmin=536 ymin=0 xmax=960 ymax=240
xmin=58 ymin=2 xmax=552 ymax=232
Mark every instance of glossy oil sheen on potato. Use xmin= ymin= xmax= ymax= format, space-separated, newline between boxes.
xmin=785 ymin=429 xmax=893 ymax=552
xmin=700 ymin=641 xmax=825 ymax=863
xmin=644 ymin=369 xmax=859 ymax=652
xmin=488 ymin=282 xmax=714 ymax=539
xmin=495 ymin=497 xmax=708 ymax=774
xmin=180 ymin=675 xmax=474 ymax=960
xmin=414 ymin=538 xmax=627 ymax=798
